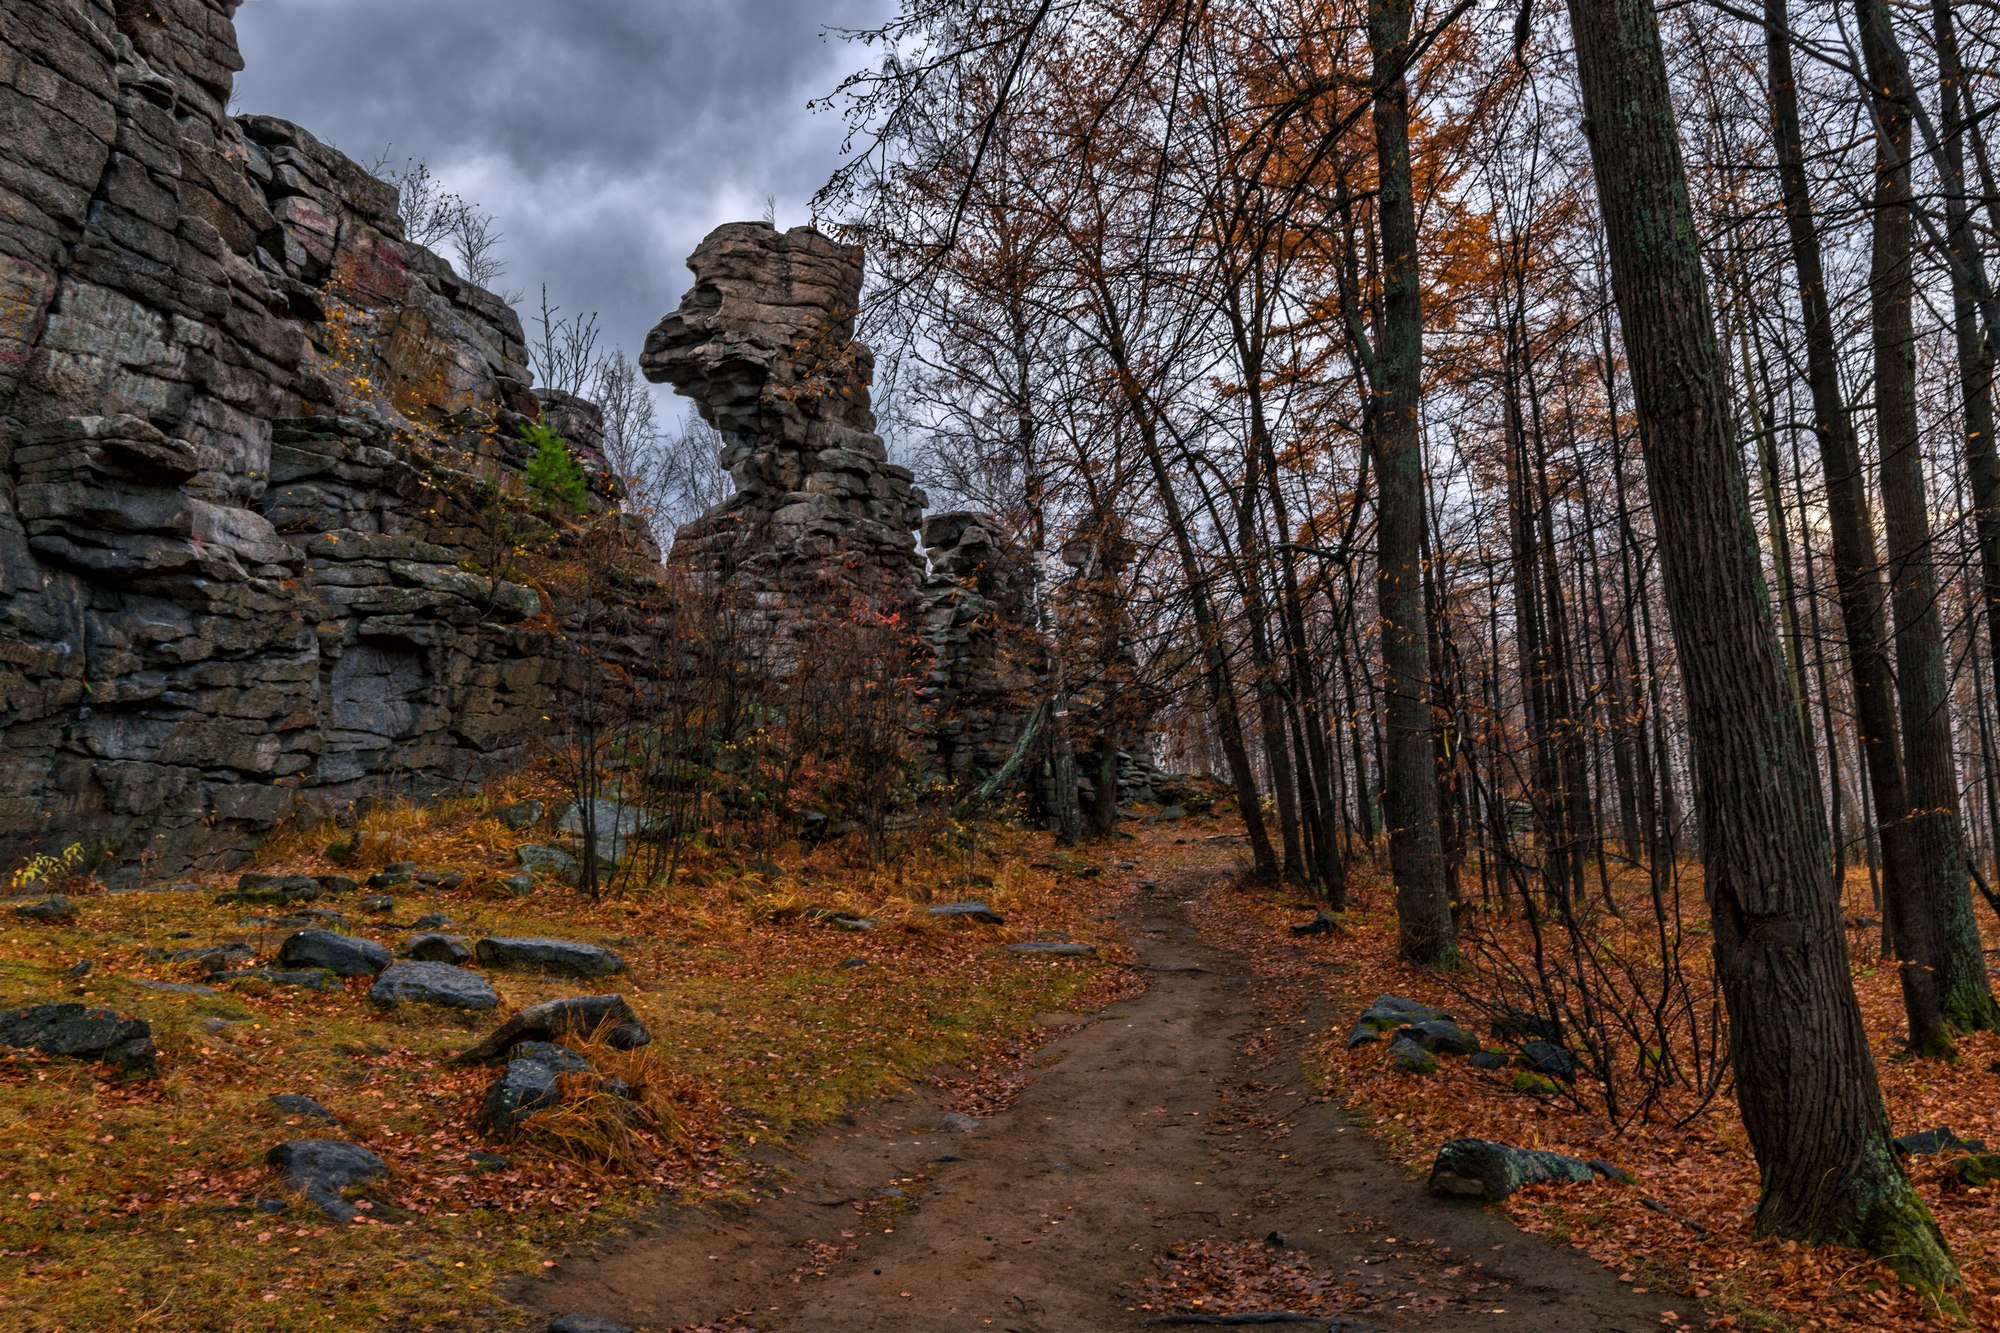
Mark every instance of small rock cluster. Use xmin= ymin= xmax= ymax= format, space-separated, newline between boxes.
xmin=1347 ymin=993 xmax=1576 ymax=1092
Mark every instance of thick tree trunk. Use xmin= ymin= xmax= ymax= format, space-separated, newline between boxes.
xmin=1858 ymin=0 xmax=2000 ymax=1038
xmin=1567 ymin=0 xmax=1955 ymax=1288
xmin=1368 ymin=0 xmax=1454 ymax=965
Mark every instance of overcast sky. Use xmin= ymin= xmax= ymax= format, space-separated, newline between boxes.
xmin=233 ymin=0 xmax=893 ymax=406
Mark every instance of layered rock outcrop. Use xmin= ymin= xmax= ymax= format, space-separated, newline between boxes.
xmin=0 ymin=0 xmax=653 ymax=875
xmin=917 ymin=511 xmax=1035 ymax=781
xmin=641 ymin=222 xmax=924 ymax=644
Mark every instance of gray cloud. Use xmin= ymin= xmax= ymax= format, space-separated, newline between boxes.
xmin=232 ymin=0 xmax=891 ymax=387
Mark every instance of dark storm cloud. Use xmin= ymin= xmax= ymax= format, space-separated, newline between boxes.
xmin=232 ymin=0 xmax=891 ymax=376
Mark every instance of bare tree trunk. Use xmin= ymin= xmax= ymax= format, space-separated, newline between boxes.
xmin=1858 ymin=0 xmax=2000 ymax=1038
xmin=1368 ymin=0 xmax=1455 ymax=964
xmin=1567 ymin=0 xmax=1955 ymax=1288
xmin=1762 ymin=0 xmax=1939 ymax=1044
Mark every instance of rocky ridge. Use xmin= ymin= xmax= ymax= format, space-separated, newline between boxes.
xmin=0 ymin=0 xmax=657 ymax=876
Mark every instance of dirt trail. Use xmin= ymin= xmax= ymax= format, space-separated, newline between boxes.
xmin=524 ymin=865 xmax=1679 ymax=1332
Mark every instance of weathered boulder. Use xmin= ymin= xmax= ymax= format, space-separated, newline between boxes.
xmin=266 ymin=1140 xmax=389 ymax=1221
xmin=165 ymin=942 xmax=255 ymax=974
xmin=928 ymin=902 xmax=1005 ymax=925
xmin=474 ymin=937 xmax=625 ymax=978
xmin=494 ymin=800 xmax=544 ymax=830
xmin=561 ymin=798 xmax=645 ymax=866
xmin=1395 ymin=1019 xmax=1480 ymax=1057
xmin=1347 ymin=994 xmax=1451 ymax=1048
xmin=1515 ymin=1040 xmax=1579 ymax=1081
xmin=516 ymin=845 xmax=581 ymax=885
xmin=455 ymin=995 xmax=650 ymax=1065
xmin=268 ymin=1094 xmax=339 ymax=1123
xmin=479 ymin=1057 xmax=565 ymax=1135
xmin=220 ymin=967 xmax=342 ymax=991
xmin=369 ymin=961 xmax=498 ymax=1010
xmin=1008 ymin=942 xmax=1098 ymax=958
xmin=1895 ymin=1126 xmax=1987 ymax=1157
xmin=1427 ymin=1137 xmax=1629 ymax=1202
xmin=219 ymin=878 xmax=322 ymax=907
xmin=1388 ymin=1037 xmax=1439 ymax=1075
xmin=277 ymin=929 xmax=391 ymax=978
xmin=12 ymin=896 xmax=74 ymax=921
xmin=0 ymin=1003 xmax=155 ymax=1071
xmin=1949 ymin=1154 xmax=2000 ymax=1187
xmin=403 ymin=933 xmax=473 ymax=965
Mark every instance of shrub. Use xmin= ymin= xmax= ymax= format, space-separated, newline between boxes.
xmin=522 ymin=420 xmax=589 ymax=513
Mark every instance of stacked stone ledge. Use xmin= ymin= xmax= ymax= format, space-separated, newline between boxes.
xmin=0 ymin=0 xmax=658 ymax=877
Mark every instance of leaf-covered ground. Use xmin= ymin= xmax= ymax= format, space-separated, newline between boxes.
xmin=0 ymin=786 xmax=1140 ymax=1331
xmin=1195 ymin=857 xmax=2000 ymax=1332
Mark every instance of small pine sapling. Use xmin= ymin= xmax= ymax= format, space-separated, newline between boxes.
xmin=522 ymin=420 xmax=589 ymax=513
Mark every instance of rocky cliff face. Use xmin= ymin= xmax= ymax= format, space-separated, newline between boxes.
xmin=0 ymin=0 xmax=652 ymax=876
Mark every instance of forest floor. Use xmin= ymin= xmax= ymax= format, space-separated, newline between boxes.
xmin=12 ymin=794 xmax=1993 ymax=1332
xmin=0 ymin=782 xmax=1139 ymax=1332
xmin=524 ymin=840 xmax=1678 ymax=1333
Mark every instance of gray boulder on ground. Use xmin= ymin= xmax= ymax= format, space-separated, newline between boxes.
xmin=1515 ymin=1039 xmax=1579 ymax=1080
xmin=479 ymin=1057 xmax=565 ymax=1135
xmin=1388 ymin=1036 xmax=1439 ymax=1075
xmin=929 ymin=902 xmax=1005 ymax=925
xmin=278 ymin=929 xmax=391 ymax=977
xmin=516 ymin=845 xmax=581 ymax=885
xmin=1895 ymin=1126 xmax=1987 ymax=1156
xmin=561 ymin=797 xmax=645 ymax=866
xmin=223 ymin=875 xmax=340 ymax=907
xmin=494 ymin=800 xmax=544 ymax=831
xmin=404 ymin=933 xmax=473 ymax=964
xmin=0 ymin=1003 xmax=154 ymax=1071
xmin=12 ymin=895 xmax=73 ymax=921
xmin=474 ymin=937 xmax=625 ymax=978
xmin=265 ymin=1140 xmax=389 ymax=1221
xmin=1347 ymin=993 xmax=1453 ymax=1048
xmin=166 ymin=942 xmax=255 ymax=974
xmin=511 ymin=1041 xmax=593 ymax=1074
xmin=1008 ymin=942 xmax=1098 ymax=958
xmin=269 ymin=1094 xmax=339 ymax=1123
xmin=455 ymin=994 xmax=651 ymax=1065
xmin=369 ymin=961 xmax=498 ymax=1009
xmin=1395 ymin=1019 xmax=1480 ymax=1056
xmin=219 ymin=968 xmax=342 ymax=991
xmin=1427 ymin=1137 xmax=1630 ymax=1202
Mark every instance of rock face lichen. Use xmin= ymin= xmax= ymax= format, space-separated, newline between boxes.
xmin=0 ymin=0 xmax=655 ymax=876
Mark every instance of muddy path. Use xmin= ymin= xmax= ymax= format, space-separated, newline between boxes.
xmin=523 ymin=863 xmax=1679 ymax=1332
